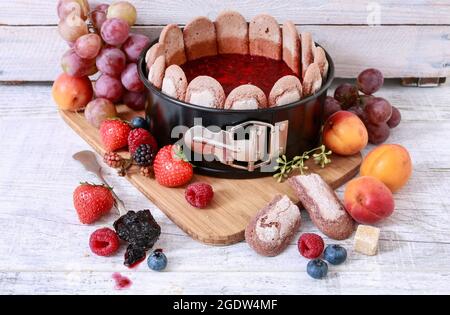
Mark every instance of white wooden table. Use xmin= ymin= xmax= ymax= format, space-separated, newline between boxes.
xmin=1 ymin=0 xmax=450 ymax=295
xmin=1 ymin=80 xmax=449 ymax=294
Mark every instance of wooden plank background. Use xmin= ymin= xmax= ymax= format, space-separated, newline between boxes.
xmin=1 ymin=0 xmax=449 ymax=80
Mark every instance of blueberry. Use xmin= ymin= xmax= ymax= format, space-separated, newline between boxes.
xmin=324 ymin=244 xmax=347 ymax=265
xmin=131 ymin=117 xmax=149 ymax=130
xmin=147 ymin=249 xmax=167 ymax=271
xmin=306 ymin=259 xmax=328 ymax=279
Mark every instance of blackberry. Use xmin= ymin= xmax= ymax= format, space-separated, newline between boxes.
xmin=133 ymin=144 xmax=155 ymax=166
xmin=113 ymin=210 xmax=161 ymax=267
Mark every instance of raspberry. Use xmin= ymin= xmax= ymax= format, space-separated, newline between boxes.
xmin=298 ymin=233 xmax=324 ymax=259
xmin=89 ymin=228 xmax=120 ymax=257
xmin=128 ymin=128 xmax=158 ymax=155
xmin=104 ymin=152 xmax=123 ymax=168
xmin=185 ymin=183 xmax=214 ymax=208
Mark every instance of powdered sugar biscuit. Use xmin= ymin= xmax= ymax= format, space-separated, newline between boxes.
xmin=159 ymin=24 xmax=187 ymax=66
xmin=249 ymin=14 xmax=281 ymax=60
xmin=185 ymin=76 xmax=225 ymax=108
xmin=145 ymin=43 xmax=165 ymax=69
xmin=301 ymin=32 xmax=314 ymax=79
xmin=314 ymin=46 xmax=329 ymax=80
xmin=183 ymin=17 xmax=218 ymax=60
xmin=162 ymin=65 xmax=188 ymax=101
xmin=282 ymin=21 xmax=300 ymax=76
xmin=148 ymin=55 xmax=165 ymax=89
xmin=224 ymin=84 xmax=267 ymax=110
xmin=215 ymin=10 xmax=249 ymax=55
xmin=268 ymin=75 xmax=302 ymax=107
xmin=302 ymin=63 xmax=322 ymax=96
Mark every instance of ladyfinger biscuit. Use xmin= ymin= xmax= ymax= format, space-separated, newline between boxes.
xmin=245 ymin=195 xmax=301 ymax=257
xmin=224 ymin=84 xmax=267 ymax=110
xmin=302 ymin=63 xmax=322 ymax=96
xmin=159 ymin=24 xmax=187 ymax=66
xmin=268 ymin=75 xmax=302 ymax=107
xmin=301 ymin=32 xmax=314 ymax=79
xmin=249 ymin=14 xmax=281 ymax=60
xmin=215 ymin=10 xmax=249 ymax=55
xmin=314 ymin=46 xmax=329 ymax=80
xmin=145 ymin=43 xmax=165 ymax=69
xmin=185 ymin=76 xmax=225 ymax=108
xmin=282 ymin=21 xmax=300 ymax=76
xmin=148 ymin=55 xmax=165 ymax=89
xmin=289 ymin=173 xmax=355 ymax=240
xmin=162 ymin=65 xmax=188 ymax=101
xmin=183 ymin=16 xmax=218 ymax=60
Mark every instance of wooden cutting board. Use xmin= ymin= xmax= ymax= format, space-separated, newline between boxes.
xmin=60 ymin=106 xmax=362 ymax=245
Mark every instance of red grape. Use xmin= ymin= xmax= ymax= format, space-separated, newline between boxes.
xmin=57 ymin=0 xmax=90 ymax=21
xmin=96 ymin=47 xmax=127 ymax=77
xmin=357 ymin=68 xmax=384 ymax=95
xmin=85 ymin=98 xmax=118 ymax=128
xmin=366 ymin=122 xmax=390 ymax=144
xmin=334 ymin=83 xmax=359 ymax=109
xmin=123 ymin=34 xmax=150 ymax=62
xmin=74 ymin=34 xmax=102 ymax=59
xmin=107 ymin=1 xmax=137 ymax=26
xmin=101 ymin=18 xmax=130 ymax=46
xmin=61 ymin=49 xmax=97 ymax=77
xmin=347 ymin=106 xmax=367 ymax=122
xmin=387 ymin=106 xmax=401 ymax=128
xmin=90 ymin=3 xmax=109 ymax=30
xmin=123 ymin=91 xmax=147 ymax=110
xmin=323 ymin=96 xmax=341 ymax=120
xmin=95 ymin=74 xmax=124 ymax=103
xmin=58 ymin=12 xmax=88 ymax=42
xmin=121 ymin=63 xmax=145 ymax=92
xmin=364 ymin=97 xmax=392 ymax=124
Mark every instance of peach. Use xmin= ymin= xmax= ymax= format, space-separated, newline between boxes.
xmin=322 ymin=111 xmax=368 ymax=156
xmin=344 ymin=176 xmax=395 ymax=224
xmin=360 ymin=144 xmax=412 ymax=192
xmin=52 ymin=73 xmax=93 ymax=111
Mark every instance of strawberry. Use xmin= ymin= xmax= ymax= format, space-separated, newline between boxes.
xmin=73 ymin=183 xmax=114 ymax=224
xmin=100 ymin=119 xmax=131 ymax=152
xmin=153 ymin=145 xmax=194 ymax=187
xmin=128 ymin=128 xmax=158 ymax=155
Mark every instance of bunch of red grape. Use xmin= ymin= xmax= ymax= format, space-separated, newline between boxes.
xmin=56 ymin=0 xmax=150 ymax=111
xmin=324 ymin=69 xmax=401 ymax=144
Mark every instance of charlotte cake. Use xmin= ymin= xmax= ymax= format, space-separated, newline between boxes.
xmin=215 ymin=10 xmax=249 ymax=55
xmin=268 ymin=75 xmax=302 ymax=107
xmin=249 ymin=14 xmax=282 ymax=60
xmin=185 ymin=76 xmax=226 ymax=108
xmin=159 ymin=24 xmax=187 ymax=66
xmin=145 ymin=11 xmax=329 ymax=109
xmin=183 ymin=16 xmax=218 ymax=60
xmin=282 ymin=21 xmax=301 ymax=76
xmin=161 ymin=65 xmax=188 ymax=101
xmin=224 ymin=84 xmax=267 ymax=110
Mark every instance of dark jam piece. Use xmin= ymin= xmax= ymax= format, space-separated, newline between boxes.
xmin=113 ymin=210 xmax=161 ymax=267
xmin=180 ymin=54 xmax=296 ymax=97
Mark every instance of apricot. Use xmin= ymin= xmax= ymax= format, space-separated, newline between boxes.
xmin=322 ymin=111 xmax=368 ymax=156
xmin=52 ymin=73 xmax=93 ymax=111
xmin=360 ymin=144 xmax=412 ymax=192
xmin=344 ymin=176 xmax=395 ymax=224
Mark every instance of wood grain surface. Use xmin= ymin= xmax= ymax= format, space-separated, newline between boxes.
xmin=3 ymin=0 xmax=450 ymax=25
xmin=1 ymin=79 xmax=450 ymax=294
xmin=60 ymin=106 xmax=361 ymax=245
